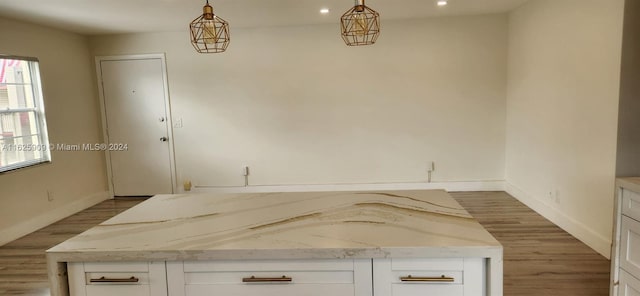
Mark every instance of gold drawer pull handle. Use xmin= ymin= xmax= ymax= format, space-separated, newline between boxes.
xmin=90 ymin=276 xmax=139 ymax=283
xmin=242 ymin=275 xmax=293 ymax=283
xmin=400 ymin=275 xmax=455 ymax=282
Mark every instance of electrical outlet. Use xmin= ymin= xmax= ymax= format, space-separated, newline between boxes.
xmin=47 ymin=190 xmax=55 ymax=202
xmin=426 ymin=161 xmax=435 ymax=172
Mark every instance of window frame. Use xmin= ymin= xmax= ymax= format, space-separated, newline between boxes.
xmin=0 ymin=55 xmax=51 ymax=173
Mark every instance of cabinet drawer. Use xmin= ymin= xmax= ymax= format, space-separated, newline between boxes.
xmin=623 ymin=189 xmax=640 ymax=223
xmin=618 ymin=270 xmax=640 ymax=296
xmin=374 ymin=258 xmax=485 ymax=296
xmin=621 ymin=216 xmax=640 ymax=277
xmin=68 ymin=262 xmax=167 ymax=296
xmin=168 ymin=259 xmax=372 ymax=296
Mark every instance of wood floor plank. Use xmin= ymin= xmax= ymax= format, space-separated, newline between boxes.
xmin=0 ymin=192 xmax=611 ymax=295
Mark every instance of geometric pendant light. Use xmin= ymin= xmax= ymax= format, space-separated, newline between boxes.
xmin=340 ymin=0 xmax=380 ymax=46
xmin=189 ymin=0 xmax=230 ymax=53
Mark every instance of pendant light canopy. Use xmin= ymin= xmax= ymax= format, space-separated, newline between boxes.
xmin=189 ymin=0 xmax=230 ymax=53
xmin=340 ymin=0 xmax=380 ymax=46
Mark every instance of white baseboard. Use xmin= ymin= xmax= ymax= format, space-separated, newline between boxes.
xmin=505 ymin=183 xmax=611 ymax=259
xmin=192 ymin=180 xmax=506 ymax=194
xmin=0 ymin=191 xmax=110 ymax=247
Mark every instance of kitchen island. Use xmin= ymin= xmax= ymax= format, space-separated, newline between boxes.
xmin=47 ymin=190 xmax=503 ymax=296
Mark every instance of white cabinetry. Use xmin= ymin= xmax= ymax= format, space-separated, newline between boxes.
xmin=621 ymin=216 xmax=640 ymax=277
xmin=373 ymin=258 xmax=484 ymax=296
xmin=67 ymin=262 xmax=167 ymax=296
xmin=67 ymin=258 xmax=486 ymax=296
xmin=167 ymin=259 xmax=372 ymax=296
xmin=611 ymin=179 xmax=640 ymax=296
xmin=620 ymin=270 xmax=640 ymax=296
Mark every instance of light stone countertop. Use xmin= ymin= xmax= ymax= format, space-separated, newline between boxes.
xmin=617 ymin=177 xmax=640 ymax=193
xmin=46 ymin=190 xmax=503 ymax=296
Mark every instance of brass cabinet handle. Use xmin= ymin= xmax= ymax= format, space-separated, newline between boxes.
xmin=242 ymin=275 xmax=293 ymax=283
xmin=90 ymin=276 xmax=139 ymax=283
xmin=400 ymin=275 xmax=455 ymax=282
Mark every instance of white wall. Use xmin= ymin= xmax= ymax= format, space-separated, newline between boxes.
xmin=505 ymin=0 xmax=624 ymax=257
xmin=90 ymin=14 xmax=508 ymax=189
xmin=0 ymin=17 xmax=108 ymax=245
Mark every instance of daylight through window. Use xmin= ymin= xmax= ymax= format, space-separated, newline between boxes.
xmin=0 ymin=56 xmax=50 ymax=173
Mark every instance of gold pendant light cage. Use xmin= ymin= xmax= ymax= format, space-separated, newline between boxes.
xmin=190 ymin=0 xmax=230 ymax=53
xmin=189 ymin=0 xmax=381 ymax=51
xmin=340 ymin=0 xmax=380 ymax=46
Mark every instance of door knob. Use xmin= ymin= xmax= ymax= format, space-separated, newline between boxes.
xmin=160 ymin=137 xmax=168 ymax=142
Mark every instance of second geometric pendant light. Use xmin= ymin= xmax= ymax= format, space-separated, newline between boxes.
xmin=340 ymin=0 xmax=381 ymax=46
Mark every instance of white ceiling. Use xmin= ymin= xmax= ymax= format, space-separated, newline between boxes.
xmin=0 ymin=0 xmax=529 ymax=35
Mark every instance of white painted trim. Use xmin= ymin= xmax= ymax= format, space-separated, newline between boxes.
xmin=159 ymin=55 xmax=178 ymax=195
xmin=505 ymin=182 xmax=612 ymax=259
xmin=94 ymin=57 xmax=114 ymax=197
xmin=191 ymin=180 xmax=506 ymax=194
xmin=95 ymin=54 xmax=178 ymax=196
xmin=0 ymin=191 xmax=109 ymax=247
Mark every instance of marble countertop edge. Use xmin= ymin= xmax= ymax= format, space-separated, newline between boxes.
xmin=46 ymin=245 xmax=503 ymax=263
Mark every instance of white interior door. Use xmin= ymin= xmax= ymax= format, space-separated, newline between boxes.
xmin=99 ymin=57 xmax=174 ymax=196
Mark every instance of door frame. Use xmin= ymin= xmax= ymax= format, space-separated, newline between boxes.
xmin=95 ymin=54 xmax=177 ymax=197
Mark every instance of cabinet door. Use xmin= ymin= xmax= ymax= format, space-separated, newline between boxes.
xmin=167 ymin=259 xmax=372 ymax=296
xmin=621 ymin=216 xmax=640 ymax=277
xmin=373 ymin=258 xmax=485 ymax=296
xmin=68 ymin=262 xmax=167 ymax=296
xmin=619 ymin=270 xmax=640 ymax=296
xmin=622 ymin=189 xmax=640 ymax=222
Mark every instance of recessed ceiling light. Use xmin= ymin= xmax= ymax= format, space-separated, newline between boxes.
xmin=320 ymin=8 xmax=330 ymax=14
xmin=437 ymin=0 xmax=448 ymax=6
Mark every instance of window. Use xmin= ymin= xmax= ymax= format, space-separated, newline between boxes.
xmin=0 ymin=56 xmax=50 ymax=173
